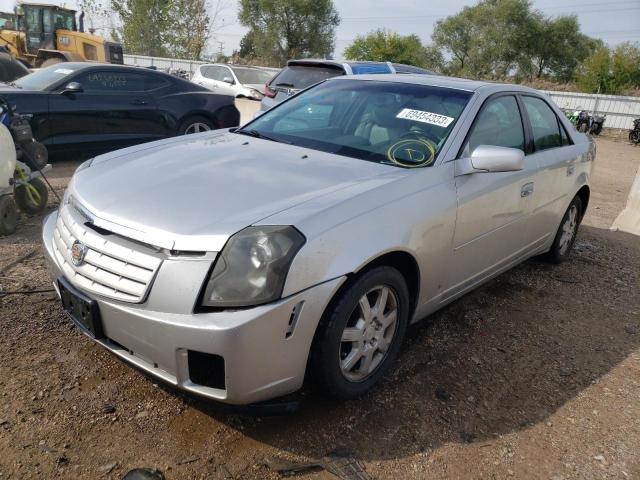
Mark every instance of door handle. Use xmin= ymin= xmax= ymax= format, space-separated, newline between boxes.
xmin=521 ymin=182 xmax=534 ymax=197
xmin=131 ymin=99 xmax=148 ymax=105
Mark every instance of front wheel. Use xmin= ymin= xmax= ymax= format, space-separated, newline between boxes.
xmin=310 ymin=266 xmax=410 ymax=400
xmin=545 ymin=195 xmax=583 ymax=264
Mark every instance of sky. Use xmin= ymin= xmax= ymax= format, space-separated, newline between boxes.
xmin=1 ymin=0 xmax=638 ymax=59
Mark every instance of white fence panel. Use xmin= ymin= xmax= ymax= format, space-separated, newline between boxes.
xmin=123 ymin=54 xmax=205 ymax=77
xmin=544 ymin=91 xmax=640 ymax=130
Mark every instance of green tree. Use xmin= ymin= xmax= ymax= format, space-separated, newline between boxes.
xmin=238 ymin=0 xmax=340 ymax=67
xmin=576 ymin=46 xmax=612 ymax=93
xmin=344 ymin=29 xmax=443 ymax=70
xmin=166 ymin=0 xmax=210 ymax=60
xmin=112 ymin=0 xmax=171 ymax=56
xmin=432 ymin=0 xmax=596 ymax=81
xmin=611 ymin=42 xmax=640 ymax=92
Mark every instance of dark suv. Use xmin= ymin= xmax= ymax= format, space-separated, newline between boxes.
xmin=260 ymin=59 xmax=433 ymax=111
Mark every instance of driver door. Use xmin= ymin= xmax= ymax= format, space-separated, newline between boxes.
xmin=48 ymin=70 xmax=160 ymax=155
xmin=444 ymin=94 xmax=537 ymax=300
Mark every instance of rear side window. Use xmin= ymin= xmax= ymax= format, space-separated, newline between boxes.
xmin=522 ymin=96 xmax=563 ymax=151
xmin=464 ymin=95 xmax=525 ymax=154
xmin=270 ymin=65 xmax=344 ymax=90
xmin=76 ymin=71 xmax=149 ymax=92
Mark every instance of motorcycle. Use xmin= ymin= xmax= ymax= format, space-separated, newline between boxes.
xmin=0 ymin=96 xmax=54 ymax=235
xmin=589 ymin=114 xmax=606 ymax=136
xmin=629 ymin=118 xmax=640 ymax=145
xmin=566 ymin=108 xmax=606 ymax=136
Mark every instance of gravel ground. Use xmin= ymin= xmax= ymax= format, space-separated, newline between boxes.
xmin=0 ymin=137 xmax=638 ymax=480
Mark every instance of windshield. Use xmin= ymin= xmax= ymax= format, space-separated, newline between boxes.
xmin=14 ymin=64 xmax=82 ymax=90
xmin=233 ymin=67 xmax=273 ymax=85
xmin=269 ymin=65 xmax=344 ymax=90
xmin=243 ymin=79 xmax=471 ymax=168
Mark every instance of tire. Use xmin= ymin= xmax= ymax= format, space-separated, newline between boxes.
xmin=630 ymin=130 xmax=640 ymax=145
xmin=20 ymin=141 xmax=48 ymax=171
xmin=177 ymin=116 xmax=216 ymax=135
xmin=14 ymin=177 xmax=48 ymax=215
xmin=40 ymin=58 xmax=64 ymax=68
xmin=309 ymin=266 xmax=410 ymax=400
xmin=578 ymin=122 xmax=589 ymax=133
xmin=0 ymin=195 xmax=18 ymax=236
xmin=545 ymin=195 xmax=583 ymax=264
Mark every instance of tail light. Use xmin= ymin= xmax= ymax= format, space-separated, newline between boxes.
xmin=263 ymin=84 xmax=277 ymax=99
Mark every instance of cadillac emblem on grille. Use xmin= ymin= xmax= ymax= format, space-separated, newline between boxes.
xmin=70 ymin=240 xmax=88 ymax=267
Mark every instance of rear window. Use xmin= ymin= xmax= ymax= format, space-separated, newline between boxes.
xmin=270 ymin=65 xmax=344 ymax=90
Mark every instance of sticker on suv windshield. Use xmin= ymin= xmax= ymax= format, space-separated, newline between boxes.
xmin=396 ymin=109 xmax=454 ymax=128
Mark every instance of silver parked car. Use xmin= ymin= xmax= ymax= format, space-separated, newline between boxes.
xmin=42 ymin=75 xmax=594 ymax=405
xmin=191 ymin=63 xmax=274 ymax=100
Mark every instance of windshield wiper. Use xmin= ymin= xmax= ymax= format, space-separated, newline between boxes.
xmin=274 ymin=82 xmax=295 ymax=88
xmin=235 ymin=128 xmax=291 ymax=144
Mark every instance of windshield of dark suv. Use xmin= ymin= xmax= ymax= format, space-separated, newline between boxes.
xmin=242 ymin=79 xmax=472 ymax=168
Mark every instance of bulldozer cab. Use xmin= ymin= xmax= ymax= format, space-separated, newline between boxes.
xmin=18 ymin=3 xmax=76 ymax=55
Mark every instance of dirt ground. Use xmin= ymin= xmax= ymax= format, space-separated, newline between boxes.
xmin=0 ymin=138 xmax=639 ymax=480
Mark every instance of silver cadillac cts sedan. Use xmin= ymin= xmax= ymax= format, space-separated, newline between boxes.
xmin=42 ymin=75 xmax=595 ymax=405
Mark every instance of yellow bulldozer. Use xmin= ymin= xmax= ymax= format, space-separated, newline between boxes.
xmin=0 ymin=2 xmax=123 ymax=68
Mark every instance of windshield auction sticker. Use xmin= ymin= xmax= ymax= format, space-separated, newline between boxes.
xmin=396 ymin=109 xmax=454 ymax=128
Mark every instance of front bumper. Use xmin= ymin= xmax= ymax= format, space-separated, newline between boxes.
xmin=42 ymin=211 xmax=344 ymax=405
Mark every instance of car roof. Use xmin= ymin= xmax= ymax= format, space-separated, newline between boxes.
xmin=201 ymin=63 xmax=267 ymax=70
xmin=55 ymin=62 xmax=178 ymax=78
xmin=329 ymin=73 xmax=542 ymax=94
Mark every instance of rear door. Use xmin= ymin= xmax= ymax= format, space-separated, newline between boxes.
xmin=48 ymin=69 xmax=161 ymax=154
xmin=446 ymin=94 xmax=537 ymax=299
xmin=519 ymin=95 xmax=581 ymax=247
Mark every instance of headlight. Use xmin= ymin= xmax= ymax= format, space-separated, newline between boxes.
xmin=201 ymin=226 xmax=305 ymax=308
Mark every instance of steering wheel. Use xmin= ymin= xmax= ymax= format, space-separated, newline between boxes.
xmin=386 ymin=133 xmax=437 ymax=168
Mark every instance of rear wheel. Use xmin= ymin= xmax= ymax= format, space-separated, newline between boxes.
xmin=545 ymin=195 xmax=582 ymax=264
xmin=178 ymin=116 xmax=216 ymax=135
xmin=310 ymin=266 xmax=409 ymax=400
xmin=14 ymin=177 xmax=48 ymax=215
xmin=0 ymin=196 xmax=18 ymax=236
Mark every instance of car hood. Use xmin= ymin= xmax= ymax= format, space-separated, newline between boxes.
xmin=70 ymin=131 xmax=397 ymax=251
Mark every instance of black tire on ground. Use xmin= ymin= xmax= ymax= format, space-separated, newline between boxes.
xmin=545 ymin=195 xmax=583 ymax=264
xmin=20 ymin=141 xmax=48 ymax=171
xmin=177 ymin=116 xmax=216 ymax=135
xmin=578 ymin=122 xmax=589 ymax=133
xmin=0 ymin=195 xmax=18 ymax=236
xmin=630 ymin=131 xmax=640 ymax=145
xmin=40 ymin=58 xmax=64 ymax=68
xmin=309 ymin=265 xmax=410 ymax=400
xmin=14 ymin=177 xmax=48 ymax=215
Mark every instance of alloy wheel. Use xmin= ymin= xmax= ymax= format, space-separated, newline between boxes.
xmin=339 ymin=285 xmax=399 ymax=382
xmin=559 ymin=204 xmax=578 ymax=255
xmin=184 ymin=122 xmax=211 ymax=134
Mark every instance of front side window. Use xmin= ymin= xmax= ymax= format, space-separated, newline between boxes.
xmin=522 ymin=96 xmax=563 ymax=151
xmin=243 ymin=79 xmax=472 ymax=168
xmin=464 ymin=95 xmax=524 ymax=155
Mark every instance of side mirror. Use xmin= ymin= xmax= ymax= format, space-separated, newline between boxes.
xmin=222 ymin=76 xmax=235 ymax=85
xmin=457 ymin=145 xmax=524 ymax=175
xmin=61 ymin=82 xmax=83 ymax=95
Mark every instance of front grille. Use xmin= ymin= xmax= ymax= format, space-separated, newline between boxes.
xmin=52 ymin=206 xmax=163 ymax=303
xmin=106 ymin=43 xmax=124 ymax=65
